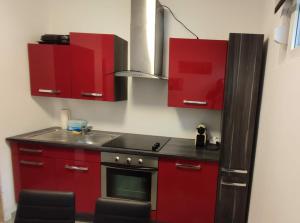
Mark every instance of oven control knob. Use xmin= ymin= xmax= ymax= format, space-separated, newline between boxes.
xmin=127 ymin=157 xmax=132 ymax=164
xmin=138 ymin=159 xmax=143 ymax=165
xmin=115 ymin=156 xmax=120 ymax=162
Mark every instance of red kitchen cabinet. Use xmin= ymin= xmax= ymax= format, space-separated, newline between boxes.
xmin=70 ymin=33 xmax=127 ymax=101
xmin=42 ymin=146 xmax=101 ymax=163
xmin=11 ymin=143 xmax=57 ymax=201
xmin=157 ymin=159 xmax=219 ymax=223
xmin=56 ymin=159 xmax=101 ymax=213
xmin=168 ymin=38 xmax=228 ymax=110
xmin=28 ymin=44 xmax=71 ymax=98
xmin=19 ymin=157 xmax=57 ymax=191
xmin=11 ymin=143 xmax=101 ymax=214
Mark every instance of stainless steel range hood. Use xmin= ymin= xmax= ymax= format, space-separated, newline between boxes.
xmin=115 ymin=0 xmax=166 ymax=79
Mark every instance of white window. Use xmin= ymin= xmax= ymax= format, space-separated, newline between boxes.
xmin=294 ymin=4 xmax=300 ymax=47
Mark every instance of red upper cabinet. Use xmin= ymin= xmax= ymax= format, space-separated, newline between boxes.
xmin=70 ymin=33 xmax=128 ymax=101
xmin=157 ymin=159 xmax=219 ymax=223
xmin=168 ymin=38 xmax=228 ymax=110
xmin=28 ymin=44 xmax=71 ymax=98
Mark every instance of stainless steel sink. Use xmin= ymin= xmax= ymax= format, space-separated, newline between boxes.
xmin=25 ymin=129 xmax=120 ymax=146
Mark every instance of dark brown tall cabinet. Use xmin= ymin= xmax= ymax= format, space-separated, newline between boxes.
xmin=215 ymin=33 xmax=265 ymax=223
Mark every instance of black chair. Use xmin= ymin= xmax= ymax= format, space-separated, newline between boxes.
xmin=15 ymin=190 xmax=75 ymax=223
xmin=94 ymin=198 xmax=151 ymax=223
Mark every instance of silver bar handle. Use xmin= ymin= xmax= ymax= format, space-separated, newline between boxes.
xmin=81 ymin=92 xmax=103 ymax=97
xmin=19 ymin=148 xmax=43 ymax=154
xmin=38 ymin=89 xmax=60 ymax=94
xmin=65 ymin=165 xmax=88 ymax=172
xmin=221 ymin=181 xmax=247 ymax=188
xmin=176 ymin=163 xmax=201 ymax=170
xmin=20 ymin=160 xmax=44 ymax=166
xmin=183 ymin=100 xmax=208 ymax=105
xmin=221 ymin=168 xmax=248 ymax=174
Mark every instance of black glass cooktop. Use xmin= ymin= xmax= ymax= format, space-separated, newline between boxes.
xmin=103 ymin=133 xmax=171 ymax=152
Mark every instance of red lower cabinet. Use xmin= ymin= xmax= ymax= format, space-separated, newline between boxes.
xmin=56 ymin=159 xmax=101 ymax=213
xmin=11 ymin=143 xmax=101 ymax=214
xmin=11 ymin=142 xmax=219 ymax=220
xmin=19 ymin=156 xmax=57 ymax=191
xmin=11 ymin=143 xmax=57 ymax=200
xmin=157 ymin=159 xmax=219 ymax=223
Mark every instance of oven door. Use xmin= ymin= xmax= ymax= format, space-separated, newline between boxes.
xmin=101 ymin=163 xmax=157 ymax=210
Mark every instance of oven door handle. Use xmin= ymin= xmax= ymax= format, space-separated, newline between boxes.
xmin=101 ymin=162 xmax=158 ymax=172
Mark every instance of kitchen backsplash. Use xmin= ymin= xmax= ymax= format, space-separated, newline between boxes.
xmin=49 ymin=78 xmax=222 ymax=139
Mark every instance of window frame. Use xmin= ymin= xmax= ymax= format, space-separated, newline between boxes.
xmin=282 ymin=0 xmax=300 ymax=60
xmin=292 ymin=0 xmax=300 ymax=48
xmin=280 ymin=0 xmax=300 ymax=59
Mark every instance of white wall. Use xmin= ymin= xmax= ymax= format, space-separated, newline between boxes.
xmin=0 ymin=0 xmax=266 ymax=221
xmin=45 ymin=0 xmax=266 ymax=139
xmin=0 ymin=0 xmax=55 ymax=220
xmin=249 ymin=0 xmax=300 ymax=222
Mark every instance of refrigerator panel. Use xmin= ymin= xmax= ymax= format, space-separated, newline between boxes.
xmin=215 ymin=176 xmax=249 ymax=223
xmin=220 ymin=33 xmax=264 ymax=171
xmin=216 ymin=33 xmax=265 ymax=223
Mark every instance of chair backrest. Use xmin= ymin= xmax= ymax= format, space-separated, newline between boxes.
xmin=15 ymin=190 xmax=75 ymax=223
xmin=94 ymin=198 xmax=151 ymax=223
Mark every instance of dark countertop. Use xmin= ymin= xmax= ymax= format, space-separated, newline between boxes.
xmin=6 ymin=127 xmax=221 ymax=162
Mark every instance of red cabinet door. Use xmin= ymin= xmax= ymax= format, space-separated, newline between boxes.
xmin=42 ymin=146 xmax=101 ymax=163
xmin=28 ymin=44 xmax=71 ymax=98
xmin=18 ymin=156 xmax=57 ymax=191
xmin=70 ymin=33 xmax=116 ymax=101
xmin=56 ymin=159 xmax=101 ymax=213
xmin=11 ymin=143 xmax=57 ymax=201
xmin=157 ymin=159 xmax=219 ymax=223
xmin=168 ymin=38 xmax=228 ymax=110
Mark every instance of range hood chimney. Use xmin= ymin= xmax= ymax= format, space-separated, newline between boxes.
xmin=116 ymin=0 xmax=166 ymax=79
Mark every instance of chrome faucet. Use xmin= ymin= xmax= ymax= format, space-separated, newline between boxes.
xmin=81 ymin=126 xmax=93 ymax=135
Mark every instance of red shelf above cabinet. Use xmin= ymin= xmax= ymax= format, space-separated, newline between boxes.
xmin=70 ymin=33 xmax=127 ymax=101
xmin=168 ymin=38 xmax=228 ymax=110
xmin=28 ymin=44 xmax=71 ymax=98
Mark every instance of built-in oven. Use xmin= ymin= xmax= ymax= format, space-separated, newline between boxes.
xmin=101 ymin=152 xmax=158 ymax=210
